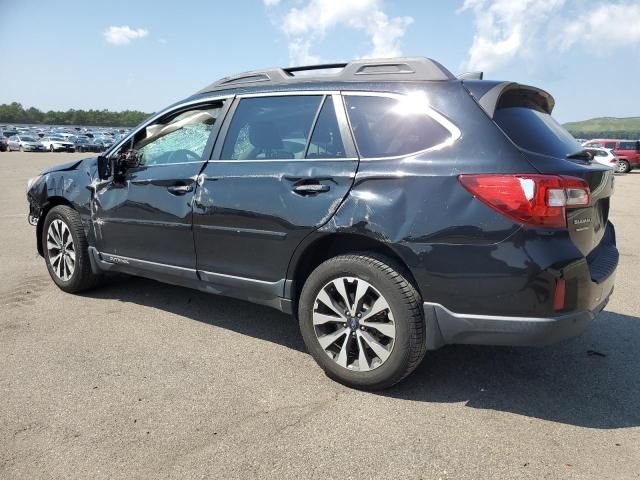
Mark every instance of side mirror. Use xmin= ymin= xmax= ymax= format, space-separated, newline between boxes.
xmin=120 ymin=149 xmax=142 ymax=169
xmin=97 ymin=155 xmax=111 ymax=180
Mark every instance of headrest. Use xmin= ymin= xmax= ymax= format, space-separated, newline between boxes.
xmin=249 ymin=120 xmax=283 ymax=150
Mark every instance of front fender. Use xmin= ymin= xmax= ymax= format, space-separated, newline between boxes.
xmin=27 ymin=158 xmax=98 ymax=255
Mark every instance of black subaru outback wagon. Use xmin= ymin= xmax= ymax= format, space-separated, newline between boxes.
xmin=27 ymin=57 xmax=618 ymax=389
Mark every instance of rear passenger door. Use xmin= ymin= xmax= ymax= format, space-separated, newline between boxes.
xmin=192 ymin=93 xmax=358 ymax=300
xmin=619 ymin=141 xmax=640 ymax=164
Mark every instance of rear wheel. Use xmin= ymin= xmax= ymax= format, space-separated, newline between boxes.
xmin=298 ymin=254 xmax=426 ymax=390
xmin=42 ymin=206 xmax=102 ymax=292
xmin=617 ymin=160 xmax=630 ymax=173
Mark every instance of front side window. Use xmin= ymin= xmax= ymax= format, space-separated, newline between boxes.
xmin=604 ymin=142 xmax=616 ymax=149
xmin=344 ymin=94 xmax=452 ymax=158
xmin=129 ymin=102 xmax=226 ymax=166
xmin=221 ymin=95 xmax=322 ymax=160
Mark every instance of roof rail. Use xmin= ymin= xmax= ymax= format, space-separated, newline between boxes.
xmin=458 ymin=71 xmax=484 ymax=80
xmin=283 ymin=63 xmax=348 ymax=74
xmin=197 ymin=57 xmax=455 ymax=94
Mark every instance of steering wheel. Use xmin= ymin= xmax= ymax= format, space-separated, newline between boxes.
xmin=167 ymin=149 xmax=200 ymax=164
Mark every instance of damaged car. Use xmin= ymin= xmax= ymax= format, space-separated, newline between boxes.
xmin=26 ymin=57 xmax=618 ymax=390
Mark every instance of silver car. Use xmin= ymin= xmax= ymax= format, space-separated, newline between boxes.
xmin=7 ymin=135 xmax=45 ymax=152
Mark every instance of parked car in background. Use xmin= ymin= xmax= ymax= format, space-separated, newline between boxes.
xmin=26 ymin=57 xmax=618 ymax=390
xmin=7 ymin=135 xmax=45 ymax=152
xmin=2 ymin=129 xmax=18 ymax=139
xmin=583 ymin=146 xmax=618 ymax=170
xmin=583 ymin=139 xmax=640 ymax=173
xmin=74 ymin=137 xmax=102 ymax=153
xmin=40 ymin=136 xmax=76 ymax=152
xmin=91 ymin=138 xmax=113 ymax=151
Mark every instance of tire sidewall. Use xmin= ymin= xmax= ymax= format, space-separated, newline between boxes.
xmin=42 ymin=208 xmax=83 ymax=290
xmin=299 ymin=256 xmax=417 ymax=390
xmin=618 ymin=161 xmax=630 ymax=173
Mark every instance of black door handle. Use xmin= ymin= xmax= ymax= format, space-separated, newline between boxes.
xmin=293 ymin=184 xmax=330 ymax=195
xmin=167 ymin=184 xmax=194 ymax=195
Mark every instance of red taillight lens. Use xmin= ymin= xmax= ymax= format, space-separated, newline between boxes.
xmin=458 ymin=174 xmax=590 ymax=228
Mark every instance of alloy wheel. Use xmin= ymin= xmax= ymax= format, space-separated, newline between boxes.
xmin=617 ymin=161 xmax=629 ymax=173
xmin=312 ymin=276 xmax=396 ymax=372
xmin=46 ymin=219 xmax=76 ymax=281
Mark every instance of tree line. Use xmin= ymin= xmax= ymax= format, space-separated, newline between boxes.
xmin=0 ymin=102 xmax=151 ymax=127
xmin=565 ymin=129 xmax=640 ymax=140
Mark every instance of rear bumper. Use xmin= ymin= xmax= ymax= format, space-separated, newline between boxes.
xmin=423 ymin=287 xmax=612 ymax=350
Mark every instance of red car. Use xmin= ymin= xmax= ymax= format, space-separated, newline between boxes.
xmin=584 ymin=139 xmax=640 ymax=173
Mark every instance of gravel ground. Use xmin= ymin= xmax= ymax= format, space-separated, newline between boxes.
xmin=1 ymin=152 xmax=639 ymax=479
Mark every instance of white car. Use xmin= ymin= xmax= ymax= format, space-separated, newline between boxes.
xmin=40 ymin=136 xmax=76 ymax=152
xmin=583 ymin=146 xmax=618 ymax=170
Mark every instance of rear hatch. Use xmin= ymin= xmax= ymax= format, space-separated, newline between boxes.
xmin=480 ymin=83 xmax=615 ymax=260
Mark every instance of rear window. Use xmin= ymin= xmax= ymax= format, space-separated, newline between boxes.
xmin=619 ymin=141 xmax=638 ymax=150
xmin=494 ymin=107 xmax=581 ymax=158
xmin=344 ymin=95 xmax=451 ymax=158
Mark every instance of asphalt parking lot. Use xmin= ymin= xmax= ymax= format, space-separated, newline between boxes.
xmin=1 ymin=152 xmax=639 ymax=479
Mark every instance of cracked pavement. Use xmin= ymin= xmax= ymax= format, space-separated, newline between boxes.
xmin=1 ymin=152 xmax=640 ymax=479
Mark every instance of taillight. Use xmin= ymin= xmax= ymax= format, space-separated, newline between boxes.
xmin=458 ymin=174 xmax=590 ymax=228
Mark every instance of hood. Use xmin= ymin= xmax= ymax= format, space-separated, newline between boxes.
xmin=41 ymin=157 xmax=95 ymax=174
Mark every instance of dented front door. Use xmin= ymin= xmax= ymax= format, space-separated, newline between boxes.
xmin=92 ymin=161 xmax=203 ymax=268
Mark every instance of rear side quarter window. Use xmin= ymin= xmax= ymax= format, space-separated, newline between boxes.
xmin=343 ymin=94 xmax=455 ymax=158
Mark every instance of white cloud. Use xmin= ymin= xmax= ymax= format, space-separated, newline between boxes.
xmin=103 ymin=26 xmax=149 ymax=46
xmin=267 ymin=0 xmax=413 ymax=64
xmin=262 ymin=0 xmax=281 ymax=5
xmin=459 ymin=0 xmax=565 ymax=72
xmin=460 ymin=1 xmax=640 ymax=74
xmin=556 ymin=3 xmax=640 ymax=52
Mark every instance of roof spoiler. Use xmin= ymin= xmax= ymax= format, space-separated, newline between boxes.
xmin=464 ymin=81 xmax=555 ymax=117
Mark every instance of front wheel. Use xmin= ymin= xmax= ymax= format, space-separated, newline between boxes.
xmin=42 ymin=205 xmax=102 ymax=292
xmin=298 ymin=254 xmax=426 ymax=390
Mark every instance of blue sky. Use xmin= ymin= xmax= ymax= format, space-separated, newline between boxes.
xmin=0 ymin=0 xmax=638 ymax=122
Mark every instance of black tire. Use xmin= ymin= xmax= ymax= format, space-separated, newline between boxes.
xmin=49 ymin=145 xmax=54 ymax=152
xmin=617 ymin=160 xmax=631 ymax=173
xmin=298 ymin=254 xmax=426 ymax=390
xmin=42 ymin=205 xmax=102 ymax=293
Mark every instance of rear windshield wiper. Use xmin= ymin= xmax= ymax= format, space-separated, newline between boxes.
xmin=566 ymin=149 xmax=592 ymax=161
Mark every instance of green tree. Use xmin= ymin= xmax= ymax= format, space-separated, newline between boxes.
xmin=0 ymin=103 xmax=150 ymax=127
